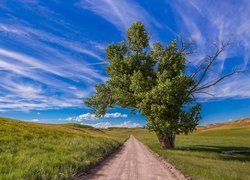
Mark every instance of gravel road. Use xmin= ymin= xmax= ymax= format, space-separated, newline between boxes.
xmin=78 ymin=135 xmax=187 ymax=180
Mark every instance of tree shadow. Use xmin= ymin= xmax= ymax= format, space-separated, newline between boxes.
xmin=175 ymin=145 xmax=250 ymax=162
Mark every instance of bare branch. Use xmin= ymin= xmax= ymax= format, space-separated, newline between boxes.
xmin=189 ymin=41 xmax=231 ymax=95
xmin=195 ymin=70 xmax=244 ymax=92
xmin=178 ymin=37 xmax=194 ymax=55
xmin=194 ymin=91 xmax=215 ymax=96
xmin=190 ymin=60 xmax=206 ymax=78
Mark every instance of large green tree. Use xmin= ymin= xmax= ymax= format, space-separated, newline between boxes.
xmin=85 ymin=22 xmax=239 ymax=149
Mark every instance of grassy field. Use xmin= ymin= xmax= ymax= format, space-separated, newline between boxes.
xmin=1 ymin=117 xmax=250 ymax=179
xmin=0 ymin=117 xmax=131 ymax=179
xmin=132 ymin=119 xmax=250 ymax=180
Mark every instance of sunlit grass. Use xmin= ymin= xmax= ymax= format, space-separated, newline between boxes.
xmin=0 ymin=117 xmax=130 ymax=179
xmin=132 ymin=119 xmax=250 ymax=180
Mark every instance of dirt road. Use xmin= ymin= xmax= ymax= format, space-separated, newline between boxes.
xmin=78 ymin=135 xmax=187 ymax=180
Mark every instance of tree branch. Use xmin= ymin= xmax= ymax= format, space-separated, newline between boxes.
xmin=194 ymin=70 xmax=243 ymax=92
xmin=178 ymin=37 xmax=194 ymax=55
xmin=189 ymin=41 xmax=232 ymax=95
xmin=194 ymin=91 xmax=215 ymax=96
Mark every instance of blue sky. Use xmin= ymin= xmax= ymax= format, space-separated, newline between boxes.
xmin=0 ymin=0 xmax=249 ymax=127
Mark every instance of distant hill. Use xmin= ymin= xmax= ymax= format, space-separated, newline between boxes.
xmin=198 ymin=118 xmax=250 ymax=131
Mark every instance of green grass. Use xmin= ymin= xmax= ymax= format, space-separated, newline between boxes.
xmin=1 ymin=117 xmax=250 ymax=180
xmin=0 ymin=117 xmax=131 ymax=179
xmin=132 ymin=119 xmax=250 ymax=180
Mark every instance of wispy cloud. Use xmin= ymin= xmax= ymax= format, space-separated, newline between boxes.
xmin=0 ymin=48 xmax=97 ymax=103
xmin=0 ymin=95 xmax=83 ymax=112
xmin=0 ymin=24 xmax=103 ymax=60
xmin=168 ymin=0 xmax=250 ymax=100
xmin=78 ymin=0 xmax=165 ymax=44
xmin=196 ymin=73 xmax=250 ymax=100
xmin=0 ymin=0 xmax=249 ymax=114
xmin=79 ymin=0 xmax=161 ymax=31
xmin=169 ymin=0 xmax=250 ymax=65
xmin=0 ymin=26 xmax=106 ymax=112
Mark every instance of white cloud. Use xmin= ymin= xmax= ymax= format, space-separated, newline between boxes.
xmin=83 ymin=121 xmax=141 ymax=129
xmin=66 ymin=112 xmax=128 ymax=121
xmin=104 ymin=113 xmax=128 ymax=118
xmin=31 ymin=119 xmax=39 ymax=122
xmin=66 ymin=117 xmax=74 ymax=121
xmin=91 ymin=122 xmax=111 ymax=128
xmin=76 ymin=113 xmax=99 ymax=121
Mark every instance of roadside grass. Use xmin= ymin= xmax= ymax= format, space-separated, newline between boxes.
xmin=132 ymin=119 xmax=250 ymax=180
xmin=0 ymin=117 xmax=130 ymax=179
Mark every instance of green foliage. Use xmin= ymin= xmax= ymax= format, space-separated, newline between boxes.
xmin=85 ymin=21 xmax=201 ymax=147
xmin=126 ymin=21 xmax=149 ymax=51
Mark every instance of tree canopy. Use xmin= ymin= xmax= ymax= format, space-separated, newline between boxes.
xmin=85 ymin=21 xmax=238 ymax=149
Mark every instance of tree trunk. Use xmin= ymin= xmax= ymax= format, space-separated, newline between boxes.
xmin=157 ymin=134 xmax=175 ymax=149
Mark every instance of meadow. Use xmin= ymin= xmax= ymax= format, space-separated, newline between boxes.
xmin=1 ymin=117 xmax=250 ymax=179
xmin=0 ymin=117 xmax=130 ymax=179
xmin=132 ymin=119 xmax=250 ymax=180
